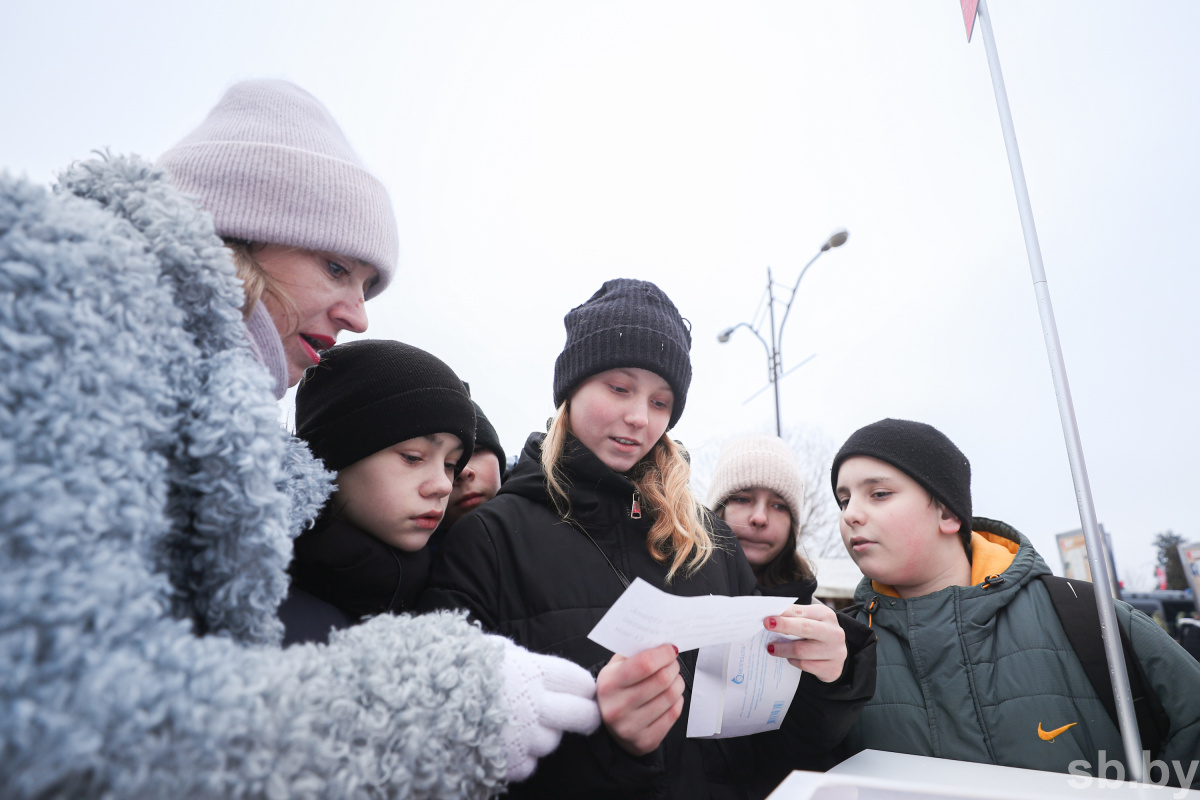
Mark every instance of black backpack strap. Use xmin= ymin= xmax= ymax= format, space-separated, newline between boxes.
xmin=1040 ymin=576 xmax=1119 ymax=721
xmin=1039 ymin=575 xmax=1169 ymax=758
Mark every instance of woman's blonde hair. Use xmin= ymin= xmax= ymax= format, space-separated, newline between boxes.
xmin=224 ymin=239 xmax=297 ymax=323
xmin=541 ymin=402 xmax=718 ymax=582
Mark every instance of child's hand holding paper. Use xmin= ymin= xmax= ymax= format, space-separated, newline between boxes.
xmin=762 ymin=597 xmax=848 ymax=683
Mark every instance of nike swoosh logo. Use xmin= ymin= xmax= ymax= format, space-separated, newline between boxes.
xmin=1038 ymin=721 xmax=1078 ymax=741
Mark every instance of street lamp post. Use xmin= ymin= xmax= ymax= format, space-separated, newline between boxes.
xmin=718 ymin=229 xmax=849 ymax=435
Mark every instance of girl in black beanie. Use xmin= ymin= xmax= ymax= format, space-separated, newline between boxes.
xmin=422 ymin=279 xmax=875 ymax=799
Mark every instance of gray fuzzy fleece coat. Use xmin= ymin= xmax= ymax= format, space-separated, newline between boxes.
xmin=0 ymin=155 xmax=508 ymax=799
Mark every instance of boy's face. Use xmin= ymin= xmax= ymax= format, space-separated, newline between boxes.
xmin=443 ymin=449 xmax=502 ymax=529
xmin=334 ymin=433 xmax=464 ymax=551
xmin=835 ymin=456 xmax=964 ymax=598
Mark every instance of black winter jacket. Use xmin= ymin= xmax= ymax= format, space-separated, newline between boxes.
xmin=757 ymin=576 xmax=817 ymax=602
xmin=280 ymin=513 xmax=432 ymax=645
xmin=421 ymin=434 xmax=875 ymax=799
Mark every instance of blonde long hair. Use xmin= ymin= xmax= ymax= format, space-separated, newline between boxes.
xmin=541 ymin=402 xmax=717 ymax=581
xmin=224 ymin=239 xmax=296 ymax=322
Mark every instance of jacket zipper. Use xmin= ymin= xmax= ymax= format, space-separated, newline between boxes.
xmin=630 ymin=490 xmax=642 ymax=519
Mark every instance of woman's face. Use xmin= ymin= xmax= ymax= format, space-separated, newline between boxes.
xmin=722 ymin=487 xmax=792 ymax=571
xmin=568 ymin=368 xmax=674 ymax=473
xmin=255 ymin=245 xmax=379 ymax=387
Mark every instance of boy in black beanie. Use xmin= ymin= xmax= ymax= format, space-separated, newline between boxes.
xmin=278 ymin=339 xmax=476 ymax=645
xmin=832 ymin=417 xmax=975 ymax=595
xmin=831 ymin=418 xmax=1200 ymax=781
xmin=443 ymin=397 xmax=506 ymax=532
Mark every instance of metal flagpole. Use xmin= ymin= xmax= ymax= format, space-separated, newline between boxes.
xmin=973 ymin=0 xmax=1145 ymax=780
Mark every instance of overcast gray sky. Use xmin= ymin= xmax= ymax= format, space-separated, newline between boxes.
xmin=4 ymin=1 xmax=1197 ymax=588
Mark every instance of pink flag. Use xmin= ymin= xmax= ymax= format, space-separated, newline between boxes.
xmin=961 ymin=0 xmax=978 ymax=42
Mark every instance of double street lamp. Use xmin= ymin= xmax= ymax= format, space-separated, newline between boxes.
xmin=717 ymin=229 xmax=850 ymax=435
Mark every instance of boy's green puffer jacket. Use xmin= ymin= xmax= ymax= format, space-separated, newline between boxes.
xmin=0 ymin=155 xmax=509 ymax=799
xmin=845 ymin=518 xmax=1200 ymax=775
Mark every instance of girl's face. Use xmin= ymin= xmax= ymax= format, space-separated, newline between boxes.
xmin=256 ymin=244 xmax=379 ymax=387
xmin=568 ymin=368 xmax=674 ymax=473
xmin=334 ymin=433 xmax=464 ymax=552
xmin=722 ymin=487 xmax=793 ymax=571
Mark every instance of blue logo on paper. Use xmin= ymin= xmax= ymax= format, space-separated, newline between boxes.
xmin=731 ymin=646 xmax=746 ymax=684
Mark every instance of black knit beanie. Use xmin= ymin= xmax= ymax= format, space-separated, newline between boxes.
xmin=471 ymin=400 xmax=505 ymax=477
xmin=295 ymin=339 xmax=476 ymax=473
xmin=831 ymin=418 xmax=972 ymax=548
xmin=553 ymin=279 xmax=692 ymax=429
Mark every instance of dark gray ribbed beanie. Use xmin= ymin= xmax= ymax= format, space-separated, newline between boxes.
xmin=553 ymin=279 xmax=692 ymax=429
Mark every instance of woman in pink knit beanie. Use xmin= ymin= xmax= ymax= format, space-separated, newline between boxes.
xmin=149 ymin=79 xmax=603 ymax=790
xmin=159 ymin=79 xmax=399 ymax=397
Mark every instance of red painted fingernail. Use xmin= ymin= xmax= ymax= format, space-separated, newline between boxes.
xmin=767 ymin=643 xmax=776 ymax=655
xmin=672 ymin=645 xmax=679 ymax=656
xmin=767 ymin=617 xmax=777 ymax=629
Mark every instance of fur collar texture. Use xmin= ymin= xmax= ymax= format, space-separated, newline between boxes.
xmin=55 ymin=153 xmax=328 ymax=643
xmin=0 ymin=155 xmax=507 ymax=798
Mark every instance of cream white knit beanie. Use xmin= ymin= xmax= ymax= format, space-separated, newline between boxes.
xmin=706 ymin=434 xmax=805 ymax=526
xmin=159 ymin=79 xmax=398 ymax=299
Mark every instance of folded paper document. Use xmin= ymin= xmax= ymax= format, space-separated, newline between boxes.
xmin=686 ymin=629 xmax=804 ymax=738
xmin=587 ymin=577 xmax=794 ymax=656
xmin=586 ymin=578 xmax=802 ymax=738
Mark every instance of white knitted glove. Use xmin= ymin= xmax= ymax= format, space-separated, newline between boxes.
xmin=490 ymin=635 xmax=602 ymax=783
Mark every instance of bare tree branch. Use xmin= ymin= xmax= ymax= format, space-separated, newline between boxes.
xmin=781 ymin=426 xmax=846 ymax=560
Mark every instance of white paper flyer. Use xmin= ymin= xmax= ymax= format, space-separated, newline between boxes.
xmin=586 ymin=578 xmax=794 ymax=657
xmin=585 ymin=578 xmax=802 ymax=739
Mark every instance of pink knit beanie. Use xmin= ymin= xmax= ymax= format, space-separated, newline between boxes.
xmin=158 ymin=79 xmax=398 ymax=299
xmin=706 ymin=434 xmax=805 ymax=526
